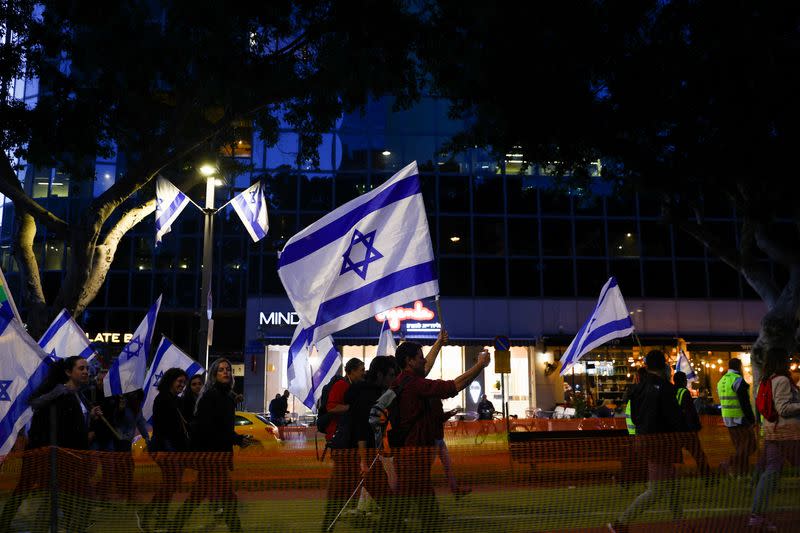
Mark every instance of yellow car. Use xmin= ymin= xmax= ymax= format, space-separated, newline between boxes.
xmin=132 ymin=411 xmax=280 ymax=460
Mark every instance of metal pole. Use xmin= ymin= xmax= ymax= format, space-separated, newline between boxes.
xmin=199 ymin=177 xmax=215 ymax=370
xmin=501 ymin=373 xmax=506 ymax=419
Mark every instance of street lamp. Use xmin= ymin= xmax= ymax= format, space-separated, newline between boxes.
xmin=199 ymin=164 xmax=219 ymax=370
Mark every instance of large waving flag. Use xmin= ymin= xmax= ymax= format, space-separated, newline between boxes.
xmin=155 ymin=177 xmax=192 ymax=245
xmin=278 ymin=161 xmax=438 ymax=346
xmin=560 ymin=277 xmax=634 ymax=375
xmin=0 ymin=318 xmax=51 ymax=455
xmin=230 ymin=180 xmax=269 ymax=242
xmin=141 ymin=337 xmax=203 ymax=423
xmin=105 ymin=296 xmax=162 ymax=396
xmin=38 ymin=309 xmax=97 ymax=361
xmin=676 ymin=350 xmax=698 ymax=384
xmin=376 ymin=319 xmax=397 ymax=356
xmin=0 ymin=265 xmax=21 ymax=324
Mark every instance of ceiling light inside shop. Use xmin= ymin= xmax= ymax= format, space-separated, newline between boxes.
xmin=382 ymin=150 xmax=391 ymax=156
xmin=450 ymin=236 xmax=461 ymax=242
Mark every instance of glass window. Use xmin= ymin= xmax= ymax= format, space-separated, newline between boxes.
xmin=610 ymin=259 xmax=641 ymax=297
xmin=338 ymin=134 xmax=369 ymax=171
xmin=540 ymin=188 xmax=571 ymax=215
xmin=43 ymin=272 xmax=61 ymax=302
xmin=607 ymin=191 xmax=637 ymax=217
xmin=574 ymin=220 xmax=604 ymax=256
xmin=154 ymin=273 xmax=174 ymax=307
xmin=673 ymin=227 xmax=706 ymax=258
xmin=475 ymin=259 xmax=506 ymax=296
xmin=94 ymin=164 xmax=116 ymax=197
xmin=267 ymin=214 xmax=296 ymax=253
xmin=573 ymin=194 xmax=603 ymax=216
xmin=154 ymin=238 xmax=176 ymax=270
xmin=702 ymin=193 xmax=733 ymax=217
xmin=440 ymin=217 xmax=471 ymax=255
xmin=507 ymin=218 xmax=538 ymax=255
xmin=541 ymin=219 xmax=573 ymax=256
xmin=263 ymin=171 xmax=297 ymax=210
xmin=643 ymin=260 xmax=675 ymax=297
xmin=506 ymin=176 xmax=538 ymax=215
xmin=576 ymin=260 xmax=609 ymax=296
xmin=43 ymin=241 xmax=64 ymax=270
xmin=639 ymin=221 xmax=672 ymax=257
xmin=220 ymin=125 xmax=253 ymax=159
xmin=176 ymin=274 xmax=197 ymax=308
xmin=50 ymin=170 xmax=70 ymax=198
xmin=107 ymin=273 xmax=130 ymax=306
xmin=607 ymin=221 xmax=639 ymax=258
xmin=261 ymin=254 xmax=283 ymax=295
xmin=266 ymin=132 xmax=299 ymax=169
xmin=221 ymin=270 xmax=243 ymax=307
xmin=248 ymin=254 xmax=261 ymax=294
xmin=704 ymin=221 xmax=738 ymax=252
xmin=473 ymin=175 xmax=503 ymax=214
xmin=439 ymin=175 xmax=470 ymax=213
xmin=299 ymin=173 xmax=333 ymax=211
xmin=419 ymin=173 xmax=436 ymax=212
xmin=439 ymin=258 xmax=471 ymax=296
xmin=32 ymin=167 xmax=50 ymax=198
xmin=134 ymin=238 xmax=153 ymax=271
xmin=335 ymin=173 xmax=368 ymax=206
xmin=131 ymin=274 xmax=153 ymax=307
xmin=542 ymin=259 xmax=574 ymax=296
xmin=509 ymin=259 xmax=541 ymax=297
xmin=637 ymin=192 xmax=661 ymax=217
xmin=708 ymin=260 xmax=741 ymax=298
xmin=474 ymin=218 xmax=505 ymax=256
xmin=675 ymin=260 xmax=707 ymax=297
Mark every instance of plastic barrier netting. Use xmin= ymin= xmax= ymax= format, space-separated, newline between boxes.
xmin=0 ymin=417 xmax=798 ymax=532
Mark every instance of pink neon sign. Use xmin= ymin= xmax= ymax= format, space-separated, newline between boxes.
xmin=375 ymin=301 xmax=435 ymax=332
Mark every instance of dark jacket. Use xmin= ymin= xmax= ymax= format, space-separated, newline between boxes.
xmin=629 ymin=372 xmax=686 ymax=435
xmin=180 ymin=391 xmax=198 ymax=424
xmin=677 ymin=387 xmax=702 ymax=432
xmin=331 ymin=381 xmax=384 ymax=450
xmin=190 ymin=383 xmax=244 ymax=455
xmin=27 ymin=385 xmax=91 ymax=450
xmin=151 ymin=391 xmax=190 ymax=452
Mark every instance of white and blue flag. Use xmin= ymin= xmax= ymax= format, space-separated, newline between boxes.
xmin=287 ymin=324 xmax=342 ymax=410
xmin=141 ymin=336 xmax=203 ymax=423
xmin=38 ymin=309 xmax=97 ymax=361
xmin=676 ymin=350 xmax=698 ymax=384
xmin=287 ymin=322 xmax=313 ymax=409
xmin=0 ymin=317 xmax=51 ymax=455
xmin=376 ymin=319 xmax=397 ymax=356
xmin=230 ymin=180 xmax=269 ymax=242
xmin=105 ymin=295 xmax=162 ymax=396
xmin=278 ymin=161 xmax=438 ymax=346
xmin=155 ymin=177 xmax=192 ymax=245
xmin=560 ymin=277 xmax=634 ymax=375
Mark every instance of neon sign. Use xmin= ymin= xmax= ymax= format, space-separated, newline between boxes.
xmin=375 ymin=301 xmax=435 ymax=332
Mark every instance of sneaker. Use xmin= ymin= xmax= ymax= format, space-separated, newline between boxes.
xmin=606 ymin=522 xmax=630 ymax=533
xmin=747 ymin=514 xmax=777 ymax=531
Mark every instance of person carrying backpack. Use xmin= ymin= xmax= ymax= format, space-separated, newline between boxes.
xmin=749 ymin=347 xmax=800 ymax=531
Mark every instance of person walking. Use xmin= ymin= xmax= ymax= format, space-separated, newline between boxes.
xmin=170 ymin=358 xmax=251 ymax=533
xmin=608 ymin=350 xmax=686 ymax=533
xmin=140 ymin=367 xmax=189 ymax=532
xmin=748 ymin=347 xmax=800 ymax=531
xmin=180 ymin=373 xmax=203 ymax=424
xmin=673 ymin=371 xmax=711 ymax=478
xmin=718 ymin=358 xmax=757 ymax=475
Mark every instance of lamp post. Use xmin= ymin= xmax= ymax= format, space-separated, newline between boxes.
xmin=199 ymin=164 xmax=217 ymax=370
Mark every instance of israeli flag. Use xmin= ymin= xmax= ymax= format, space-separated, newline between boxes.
xmin=38 ymin=309 xmax=98 ymax=361
xmin=287 ymin=323 xmax=313 ymax=409
xmin=278 ymin=161 xmax=438 ymax=345
xmin=231 ymin=180 xmax=269 ymax=242
xmin=376 ymin=319 xmax=397 ymax=356
xmin=141 ymin=336 xmax=203 ymax=423
xmin=105 ymin=296 xmax=162 ymax=396
xmin=155 ymin=177 xmax=192 ymax=245
xmin=677 ymin=350 xmax=698 ymax=384
xmin=0 ymin=318 xmax=51 ymax=455
xmin=560 ymin=277 xmax=634 ymax=375
xmin=287 ymin=325 xmax=342 ymax=410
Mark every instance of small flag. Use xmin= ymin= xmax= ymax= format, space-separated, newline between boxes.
xmin=0 ymin=265 xmax=22 ymax=326
xmin=677 ymin=350 xmax=697 ymax=384
xmin=287 ymin=323 xmax=313 ymax=408
xmin=105 ymin=296 xmax=162 ymax=396
xmin=560 ymin=276 xmax=634 ymax=375
xmin=230 ymin=180 xmax=269 ymax=242
xmin=0 ymin=318 xmax=51 ymax=455
xmin=141 ymin=336 xmax=203 ymax=423
xmin=304 ymin=336 xmax=341 ymax=410
xmin=155 ymin=177 xmax=192 ymax=245
xmin=38 ymin=309 xmax=98 ymax=361
xmin=376 ymin=319 xmax=396 ymax=356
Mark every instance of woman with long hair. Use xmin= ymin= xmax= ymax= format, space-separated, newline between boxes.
xmin=170 ymin=358 xmax=250 ymax=533
xmin=749 ymin=347 xmax=800 ymax=530
xmin=139 ymin=367 xmax=189 ymax=532
xmin=0 ymin=356 xmax=101 ymax=532
xmin=180 ymin=374 xmax=204 ymax=423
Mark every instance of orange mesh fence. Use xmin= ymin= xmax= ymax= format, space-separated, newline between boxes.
xmin=0 ymin=420 xmax=798 ymax=532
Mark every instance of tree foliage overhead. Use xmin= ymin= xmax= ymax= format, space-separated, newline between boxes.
xmin=422 ymin=1 xmax=800 ymax=366
xmin=0 ymin=0 xmax=426 ymax=335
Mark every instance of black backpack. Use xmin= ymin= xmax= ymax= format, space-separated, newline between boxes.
xmin=316 ymin=375 xmax=345 ymax=434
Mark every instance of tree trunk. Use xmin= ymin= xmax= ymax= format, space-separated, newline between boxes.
xmin=14 ymin=210 xmax=48 ymax=337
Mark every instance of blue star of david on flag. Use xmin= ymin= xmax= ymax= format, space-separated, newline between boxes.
xmin=152 ymin=370 xmax=164 ymax=388
xmin=123 ymin=335 xmax=142 ymax=360
xmin=0 ymin=380 xmax=12 ymax=402
xmin=340 ymin=229 xmax=383 ymax=280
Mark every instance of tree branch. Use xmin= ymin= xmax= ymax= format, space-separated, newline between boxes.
xmin=13 ymin=209 xmax=48 ymax=334
xmin=754 ymin=223 xmax=800 ymax=268
xmin=0 ymin=155 xmax=69 ymax=238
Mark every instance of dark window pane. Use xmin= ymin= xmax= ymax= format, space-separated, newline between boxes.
xmin=107 ymin=273 xmax=129 ymax=306
xmin=675 ymin=260 xmax=707 ymax=297
xmin=221 ymin=271 xmax=243 ymax=307
xmin=43 ymin=272 xmax=61 ymax=302
xmin=338 ymin=136 xmax=368 ymax=171
xmin=573 ymin=194 xmax=603 ymax=216
xmin=643 ymin=260 xmax=674 ymax=297
xmin=263 ymin=171 xmax=297 ymax=210
xmin=637 ymin=192 xmax=662 ymax=217
xmin=176 ymin=274 xmax=197 ymax=308
xmin=576 ymin=260 xmax=609 ymax=296
xmin=420 ymin=173 xmax=436 ymax=212
xmin=473 ymin=175 xmax=503 ymax=214
xmin=673 ymin=227 xmax=706 ymax=257
xmin=741 ymin=272 xmax=760 ymax=299
xmin=607 ymin=191 xmax=636 ymax=217
xmin=335 ymin=173 xmax=368 ymax=206
xmin=708 ymin=261 xmax=741 ymax=298
xmin=131 ymin=274 xmax=153 ymax=307
xmin=506 ymin=176 xmax=538 ymax=215
xmin=178 ymin=238 xmax=198 ymax=272
xmin=260 ymin=254 xmax=283 ymax=294
xmin=440 ymin=258 xmax=471 ymax=296
xmin=574 ymin=220 xmax=604 ymax=256
xmin=299 ymin=173 xmax=333 ymax=211
xmin=702 ymin=194 xmax=733 ymax=217
xmin=639 ymin=221 xmax=672 ymax=257
xmin=154 ymin=273 xmax=174 ymax=307
xmin=267 ymin=214 xmax=296 ymax=253
xmin=248 ymin=255 xmax=261 ymax=294
xmin=134 ymin=237 xmax=153 ymax=271
xmin=154 ymin=238 xmax=177 ymax=270
xmin=440 ymin=175 xmax=470 ymax=212
xmin=540 ymin=188 xmax=571 ymax=215
xmin=509 ymin=260 xmax=541 ymax=296
xmin=541 ymin=219 xmax=573 ymax=256
xmin=610 ymin=259 xmax=641 ymax=297
xmin=607 ymin=221 xmax=640 ymax=258
xmin=542 ymin=259 xmax=574 ymax=296
xmin=474 ymin=218 xmax=505 ymax=255
xmin=440 ymin=217 xmax=471 ymax=255
xmin=705 ymin=222 xmax=738 ymax=253
xmin=508 ymin=218 xmax=538 ymax=255
xmin=475 ymin=259 xmax=506 ymax=296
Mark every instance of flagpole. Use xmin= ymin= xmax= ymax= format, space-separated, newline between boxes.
xmin=199 ymin=168 xmax=216 ymax=370
xmin=435 ymin=294 xmax=445 ymax=331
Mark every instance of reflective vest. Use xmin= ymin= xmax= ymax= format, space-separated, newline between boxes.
xmin=676 ymin=387 xmax=688 ymax=405
xmin=625 ymin=402 xmax=636 ymax=435
xmin=717 ymin=371 xmax=744 ymax=420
